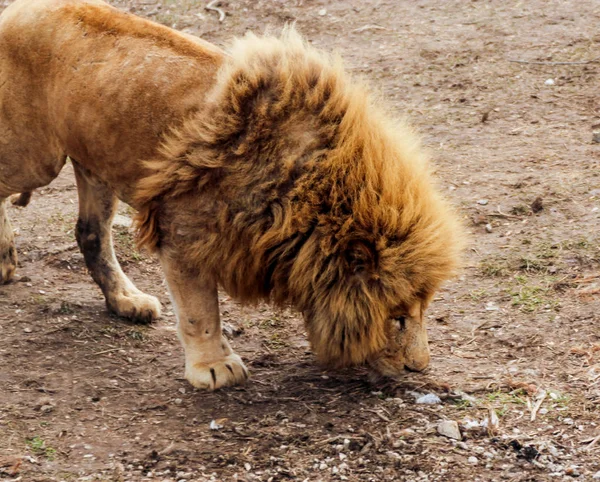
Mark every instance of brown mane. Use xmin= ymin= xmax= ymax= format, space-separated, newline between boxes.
xmin=134 ymin=28 xmax=464 ymax=367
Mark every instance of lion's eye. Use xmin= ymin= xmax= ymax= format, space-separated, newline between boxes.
xmin=394 ymin=316 xmax=406 ymax=331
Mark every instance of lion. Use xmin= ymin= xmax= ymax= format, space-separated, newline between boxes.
xmin=0 ymin=0 xmax=464 ymax=390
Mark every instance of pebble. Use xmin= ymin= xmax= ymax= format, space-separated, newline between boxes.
xmin=477 ymin=199 xmax=489 ymax=205
xmin=592 ymin=471 xmax=600 ymax=479
xmin=545 ymin=78 xmax=555 ymax=86
xmin=485 ymin=223 xmax=493 ymax=233
xmin=467 ymin=456 xmax=478 ymax=464
xmin=416 ymin=393 xmax=442 ymax=405
xmin=23 ymin=327 xmax=32 ymax=333
xmin=437 ymin=420 xmax=462 ymax=440
xmin=319 ymin=462 xmax=328 ymax=470
xmin=318 ymin=8 xmax=327 ymax=16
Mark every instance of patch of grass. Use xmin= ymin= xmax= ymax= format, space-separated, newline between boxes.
xmin=509 ymin=275 xmax=557 ymax=312
xmin=511 ymin=204 xmax=530 ymax=216
xmin=549 ymin=390 xmax=571 ymax=408
xmin=480 ymin=257 xmax=510 ymax=277
xmin=452 ymin=398 xmax=475 ymax=410
xmin=264 ymin=333 xmax=289 ymax=350
xmin=114 ymin=227 xmax=145 ymax=262
xmin=468 ymin=288 xmax=488 ymax=301
xmin=26 ymin=436 xmax=57 ymax=460
xmin=486 ymin=389 xmax=528 ymax=406
xmin=127 ymin=327 xmax=146 ymax=342
xmin=57 ymin=301 xmax=76 ymax=315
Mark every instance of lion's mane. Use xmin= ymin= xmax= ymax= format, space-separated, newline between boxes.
xmin=134 ymin=28 xmax=463 ymax=367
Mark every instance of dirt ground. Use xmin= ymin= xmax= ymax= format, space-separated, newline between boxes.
xmin=1 ymin=0 xmax=600 ymax=480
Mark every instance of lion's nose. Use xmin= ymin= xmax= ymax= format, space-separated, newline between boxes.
xmin=403 ymin=346 xmax=430 ymax=372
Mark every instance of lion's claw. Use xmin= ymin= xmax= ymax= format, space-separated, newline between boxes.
xmin=185 ymin=353 xmax=249 ymax=390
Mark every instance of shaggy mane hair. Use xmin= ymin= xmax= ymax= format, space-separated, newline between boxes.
xmin=134 ymin=28 xmax=463 ymax=367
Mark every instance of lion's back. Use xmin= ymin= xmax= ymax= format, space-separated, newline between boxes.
xmin=0 ymin=0 xmax=226 ymax=202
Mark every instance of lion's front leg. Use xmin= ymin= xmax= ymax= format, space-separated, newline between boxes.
xmin=160 ymin=255 xmax=249 ymax=390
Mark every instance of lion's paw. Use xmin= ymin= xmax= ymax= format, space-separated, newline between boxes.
xmin=108 ymin=291 xmax=161 ymax=324
xmin=0 ymin=244 xmax=17 ymax=284
xmin=185 ymin=353 xmax=249 ymax=390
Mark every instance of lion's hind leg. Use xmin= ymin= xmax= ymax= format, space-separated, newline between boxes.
xmin=10 ymin=191 xmax=32 ymax=207
xmin=0 ymin=198 xmax=17 ymax=283
xmin=73 ymin=162 xmax=161 ymax=323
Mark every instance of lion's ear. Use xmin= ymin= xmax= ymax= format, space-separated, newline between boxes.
xmin=133 ymin=202 xmax=161 ymax=253
xmin=345 ymin=240 xmax=377 ymax=277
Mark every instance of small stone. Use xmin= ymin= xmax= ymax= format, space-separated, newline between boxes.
xmin=565 ymin=466 xmax=579 ymax=477
xmin=416 ymin=393 xmax=442 ymax=405
xmin=477 ymin=199 xmax=489 ymax=205
xmin=437 ymin=420 xmax=462 ymax=440
xmin=485 ymin=223 xmax=493 ymax=233
xmin=23 ymin=327 xmax=32 ymax=333
xmin=318 ymin=8 xmax=327 ymax=16
xmin=592 ymin=471 xmax=600 ymax=479
xmin=40 ymin=404 xmax=54 ymax=413
xmin=544 ymin=78 xmax=555 ymax=86
xmin=319 ymin=462 xmax=328 ymax=470
xmin=244 ymin=463 xmax=251 ymax=471
xmin=468 ymin=456 xmax=478 ymax=464
xmin=530 ymin=197 xmax=543 ymax=213
xmin=174 ymin=398 xmax=183 ymax=405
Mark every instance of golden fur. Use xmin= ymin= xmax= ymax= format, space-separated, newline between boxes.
xmin=135 ymin=28 xmax=464 ymax=368
xmin=0 ymin=0 xmax=463 ymax=389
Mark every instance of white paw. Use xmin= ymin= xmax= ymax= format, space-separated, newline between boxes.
xmin=185 ymin=353 xmax=249 ymax=390
xmin=108 ymin=291 xmax=161 ymax=323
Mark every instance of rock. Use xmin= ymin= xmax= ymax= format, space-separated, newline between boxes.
xmin=544 ymin=78 xmax=555 ymax=86
xmin=530 ymin=197 xmax=543 ymax=213
xmin=318 ymin=8 xmax=327 ymax=16
xmin=468 ymin=456 xmax=478 ymax=464
xmin=23 ymin=327 xmax=32 ymax=333
xmin=477 ymin=199 xmax=489 ymax=205
xmin=592 ymin=471 xmax=600 ymax=479
xmin=485 ymin=223 xmax=493 ymax=233
xmin=437 ymin=420 xmax=462 ymax=440
xmin=415 ymin=393 xmax=442 ymax=405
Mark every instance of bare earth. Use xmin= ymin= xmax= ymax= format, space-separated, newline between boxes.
xmin=1 ymin=0 xmax=600 ymax=481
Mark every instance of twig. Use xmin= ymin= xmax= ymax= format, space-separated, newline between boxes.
xmin=206 ymin=0 xmax=226 ymax=22
xmin=487 ymin=206 xmax=523 ymax=220
xmin=364 ymin=409 xmax=391 ymax=422
xmin=509 ymin=56 xmax=600 ymax=66
xmin=91 ymin=347 xmax=121 ymax=356
xmin=353 ymin=25 xmax=388 ymax=33
xmin=585 ymin=434 xmax=600 ymax=452
xmin=530 ymin=389 xmax=547 ymax=422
